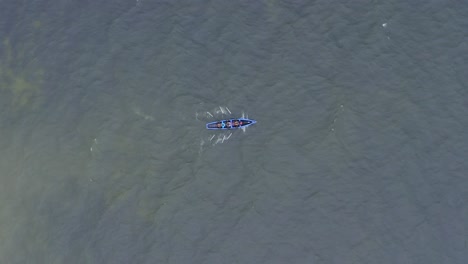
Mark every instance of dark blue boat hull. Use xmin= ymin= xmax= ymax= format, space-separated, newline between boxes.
xmin=206 ymin=118 xmax=256 ymax=130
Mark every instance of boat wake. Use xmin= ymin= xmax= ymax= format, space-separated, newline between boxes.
xmin=196 ymin=105 xmax=232 ymax=121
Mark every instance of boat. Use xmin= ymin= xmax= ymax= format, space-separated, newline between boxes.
xmin=206 ymin=118 xmax=257 ymax=130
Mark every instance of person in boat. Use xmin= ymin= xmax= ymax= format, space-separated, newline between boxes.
xmin=233 ymin=120 xmax=240 ymax=127
xmin=226 ymin=121 xmax=231 ymax=127
xmin=217 ymin=123 xmax=222 ymax=128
